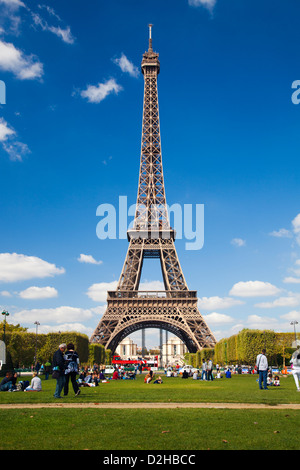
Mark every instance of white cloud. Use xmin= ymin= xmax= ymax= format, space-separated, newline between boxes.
xmin=0 ymin=118 xmax=15 ymax=141
xmin=231 ymin=238 xmax=246 ymax=247
xmin=139 ymin=280 xmax=165 ymax=291
xmin=0 ymin=253 xmax=65 ymax=282
xmin=292 ymin=213 xmax=300 ymax=245
xmin=283 ymin=277 xmax=300 ymax=284
xmin=87 ymin=281 xmax=118 ymax=302
xmin=86 ymin=279 xmax=165 ymax=302
xmin=229 ymin=280 xmax=281 ymax=297
xmin=202 ymin=312 xmax=234 ymax=325
xmin=0 ymin=39 xmax=43 ymax=79
xmin=28 ymin=322 xmax=94 ymax=336
xmin=247 ymin=314 xmax=279 ymax=329
xmin=0 ymin=0 xmax=25 ymax=35
xmin=0 ymin=0 xmax=25 ymax=8
xmin=37 ymin=4 xmax=61 ymax=21
xmin=255 ymin=295 xmax=300 ymax=309
xmin=0 ymin=118 xmax=30 ymax=162
xmin=0 ymin=290 xmax=12 ymax=297
xmin=271 ymin=214 xmax=300 ymax=245
xmin=291 ymin=268 xmax=300 ymax=278
xmin=90 ymin=305 xmax=107 ymax=317
xmin=12 ymin=306 xmax=94 ymax=325
xmin=2 ymin=139 xmax=30 ymax=161
xmin=113 ymin=53 xmax=139 ymax=78
xmin=269 ymin=228 xmax=292 ymax=238
xmin=48 ymin=25 xmax=74 ymax=44
xmin=31 ymin=12 xmax=75 ymax=44
xmin=280 ymin=310 xmax=300 ymax=322
xmin=188 ymin=0 xmax=216 ymax=12
xmin=198 ymin=296 xmax=244 ymax=310
xmin=80 ymin=79 xmax=123 ymax=104
xmin=18 ymin=286 xmax=58 ymax=299
xmin=78 ymin=254 xmax=103 ymax=265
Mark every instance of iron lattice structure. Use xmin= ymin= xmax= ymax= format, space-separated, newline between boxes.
xmin=90 ymin=26 xmax=216 ymax=353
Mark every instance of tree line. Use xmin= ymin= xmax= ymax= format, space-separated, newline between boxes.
xmin=0 ymin=322 xmax=111 ymax=373
xmin=185 ymin=329 xmax=298 ymax=368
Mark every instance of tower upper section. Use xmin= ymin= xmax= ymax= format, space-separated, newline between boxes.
xmin=141 ymin=24 xmax=160 ymax=75
xmin=129 ymin=23 xmax=171 ymax=239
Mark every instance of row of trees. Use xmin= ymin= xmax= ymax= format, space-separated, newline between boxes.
xmin=185 ymin=329 xmax=298 ymax=368
xmin=1 ymin=322 xmax=298 ymax=372
xmin=0 ymin=322 xmax=111 ymax=372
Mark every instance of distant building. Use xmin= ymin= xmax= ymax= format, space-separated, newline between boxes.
xmin=162 ymin=336 xmax=187 ymax=367
xmin=115 ymin=335 xmax=187 ymax=368
xmin=116 ymin=337 xmax=137 ymax=358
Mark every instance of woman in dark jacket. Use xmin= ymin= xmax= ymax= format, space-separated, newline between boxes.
xmin=63 ymin=343 xmax=81 ymax=397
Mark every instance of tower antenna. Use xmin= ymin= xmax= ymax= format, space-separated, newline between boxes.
xmin=148 ymin=23 xmax=153 ymax=51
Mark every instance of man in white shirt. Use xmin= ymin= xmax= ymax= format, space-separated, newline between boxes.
xmin=207 ymin=359 xmax=214 ymax=381
xmin=256 ymin=348 xmax=268 ymax=390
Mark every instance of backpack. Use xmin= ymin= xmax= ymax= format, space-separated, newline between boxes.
xmin=19 ymin=380 xmax=29 ymax=391
xmin=66 ymin=361 xmax=78 ymax=373
xmin=65 ymin=352 xmax=79 ymax=374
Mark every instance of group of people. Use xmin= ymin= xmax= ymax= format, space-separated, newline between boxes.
xmin=0 ymin=370 xmax=42 ymax=392
xmin=52 ymin=342 xmax=81 ymax=398
xmin=200 ymin=358 xmax=214 ymax=380
xmin=2 ymin=344 xmax=300 ymax=395
xmin=256 ymin=347 xmax=300 ymax=391
xmin=76 ymin=365 xmax=136 ymax=386
xmin=144 ymin=370 xmax=163 ymax=384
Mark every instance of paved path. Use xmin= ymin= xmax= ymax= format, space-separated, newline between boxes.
xmin=1 ymin=402 xmax=300 ymax=410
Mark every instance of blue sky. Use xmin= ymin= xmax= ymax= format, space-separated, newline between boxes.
xmin=1 ymin=0 xmax=300 ymax=349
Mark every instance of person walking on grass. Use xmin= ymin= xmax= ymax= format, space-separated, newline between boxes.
xmin=201 ymin=359 xmax=207 ymax=380
xmin=52 ymin=343 xmax=67 ymax=398
xmin=206 ymin=358 xmax=214 ymax=381
xmin=44 ymin=360 xmax=51 ymax=380
xmin=63 ymin=342 xmax=81 ymax=397
xmin=256 ymin=348 xmax=268 ymax=390
xmin=290 ymin=347 xmax=300 ymax=392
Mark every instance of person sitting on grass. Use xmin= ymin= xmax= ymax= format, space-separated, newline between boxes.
xmin=112 ymin=369 xmax=119 ymax=380
xmin=144 ymin=370 xmax=154 ymax=383
xmin=0 ymin=371 xmax=17 ymax=391
xmin=99 ymin=370 xmax=106 ymax=380
xmin=267 ymin=372 xmax=273 ymax=386
xmin=84 ymin=372 xmax=99 ymax=387
xmin=25 ymin=372 xmax=42 ymax=391
xmin=153 ymin=376 xmax=163 ymax=384
xmin=273 ymin=375 xmax=280 ymax=386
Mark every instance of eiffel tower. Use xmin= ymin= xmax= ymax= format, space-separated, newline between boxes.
xmin=90 ymin=25 xmax=216 ymax=353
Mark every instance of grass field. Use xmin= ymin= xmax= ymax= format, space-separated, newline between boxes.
xmin=1 ymin=373 xmax=300 ymax=450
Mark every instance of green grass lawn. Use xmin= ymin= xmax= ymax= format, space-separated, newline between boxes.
xmin=1 ymin=373 xmax=299 ymax=450
xmin=1 ymin=407 xmax=299 ymax=450
xmin=0 ymin=372 xmax=299 ymax=405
